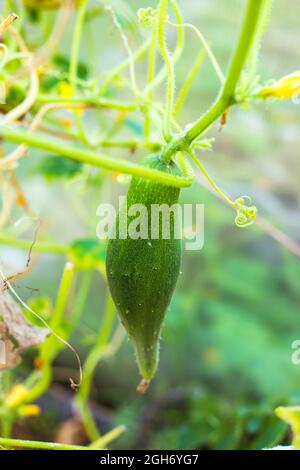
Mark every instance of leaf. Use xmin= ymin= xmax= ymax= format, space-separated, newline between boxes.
xmin=53 ymin=54 xmax=88 ymax=80
xmin=37 ymin=156 xmax=82 ymax=180
xmin=69 ymin=238 xmax=106 ymax=271
xmin=41 ymin=75 xmax=62 ymax=91
xmin=0 ymin=290 xmax=49 ymax=371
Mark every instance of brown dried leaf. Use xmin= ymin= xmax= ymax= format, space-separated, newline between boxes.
xmin=0 ymin=289 xmax=49 ymax=371
xmin=0 ymin=323 xmax=22 ymax=370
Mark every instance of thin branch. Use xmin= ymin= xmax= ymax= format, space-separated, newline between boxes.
xmin=0 ymin=13 xmax=18 ymax=35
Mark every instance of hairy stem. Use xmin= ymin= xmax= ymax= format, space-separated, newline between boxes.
xmin=157 ymin=0 xmax=174 ymax=142
xmin=174 ymin=48 xmax=206 ymax=116
xmin=1 ymin=127 xmax=193 ymax=188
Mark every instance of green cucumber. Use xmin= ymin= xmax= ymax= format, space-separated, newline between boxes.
xmin=106 ymin=154 xmax=182 ymax=384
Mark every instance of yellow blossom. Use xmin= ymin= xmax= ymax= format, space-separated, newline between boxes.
xmin=259 ymin=71 xmax=300 ymax=99
xmin=6 ymin=384 xmax=28 ymax=407
xmin=19 ymin=405 xmax=41 ymax=417
xmin=57 ymin=81 xmax=73 ymax=98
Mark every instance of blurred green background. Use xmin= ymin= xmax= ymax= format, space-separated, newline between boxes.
xmin=2 ymin=0 xmax=300 ymax=450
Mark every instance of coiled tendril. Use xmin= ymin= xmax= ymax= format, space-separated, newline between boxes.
xmin=234 ymin=196 xmax=257 ymax=228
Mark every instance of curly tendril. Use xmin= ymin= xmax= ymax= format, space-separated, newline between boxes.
xmin=234 ymin=196 xmax=258 ymax=228
xmin=187 ymin=150 xmax=258 ymax=229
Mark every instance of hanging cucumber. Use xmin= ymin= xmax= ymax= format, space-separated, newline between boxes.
xmin=106 ymin=154 xmax=182 ymax=390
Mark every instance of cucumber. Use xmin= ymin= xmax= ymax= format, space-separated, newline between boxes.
xmin=106 ymin=154 xmax=182 ymax=384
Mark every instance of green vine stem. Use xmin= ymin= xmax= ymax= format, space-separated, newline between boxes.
xmin=70 ymin=0 xmax=88 ymax=91
xmin=10 ymin=263 xmax=76 ymax=410
xmin=161 ymin=0 xmax=271 ymax=161
xmin=97 ymin=139 xmax=161 ymax=151
xmin=99 ymin=38 xmax=151 ymax=94
xmin=37 ymin=94 xmax=138 ymax=111
xmin=107 ymin=6 xmax=140 ymax=101
xmin=0 ymin=234 xmax=68 ymax=254
xmin=0 ymin=425 xmax=125 ymax=450
xmin=70 ymin=271 xmax=93 ymax=331
xmin=167 ymin=21 xmax=225 ymax=85
xmin=46 ymin=261 xmax=75 ymax=334
xmin=88 ymin=425 xmax=126 ymax=449
xmin=144 ymin=26 xmax=158 ymax=138
xmin=69 ymin=0 xmax=89 ymax=144
xmin=246 ymin=0 xmax=273 ymax=80
xmin=157 ymin=0 xmax=175 ymax=142
xmin=174 ymin=48 xmax=206 ymax=116
xmin=1 ymin=127 xmax=193 ymax=188
xmin=0 ymin=437 xmax=89 ymax=451
xmin=143 ymin=1 xmax=184 ymax=97
xmin=77 ymin=294 xmax=116 ymax=441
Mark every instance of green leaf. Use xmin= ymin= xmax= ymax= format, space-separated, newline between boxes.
xmin=53 ymin=54 xmax=89 ymax=80
xmin=69 ymin=238 xmax=106 ymax=271
xmin=37 ymin=156 xmax=82 ymax=180
xmin=27 ymin=296 xmax=53 ymax=322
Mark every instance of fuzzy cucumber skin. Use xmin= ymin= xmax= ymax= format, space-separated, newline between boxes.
xmin=106 ymin=154 xmax=182 ymax=380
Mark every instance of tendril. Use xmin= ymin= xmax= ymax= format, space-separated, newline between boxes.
xmin=188 ymin=149 xmax=257 ymax=228
xmin=234 ymin=196 xmax=257 ymax=228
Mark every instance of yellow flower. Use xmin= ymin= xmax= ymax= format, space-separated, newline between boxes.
xmin=6 ymin=384 xmax=28 ymax=407
xmin=259 ymin=71 xmax=300 ymax=99
xmin=19 ymin=405 xmax=41 ymax=417
xmin=57 ymin=81 xmax=73 ymax=98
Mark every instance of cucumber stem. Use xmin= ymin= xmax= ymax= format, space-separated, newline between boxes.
xmin=136 ymin=379 xmax=151 ymax=394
